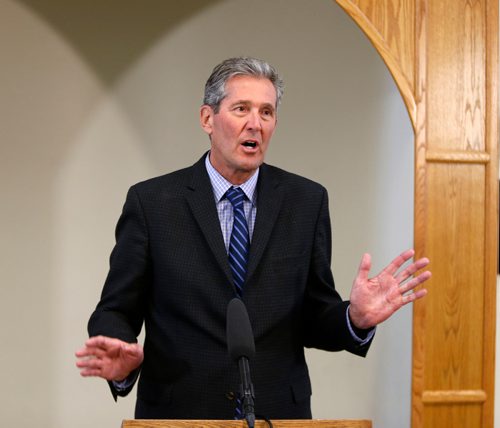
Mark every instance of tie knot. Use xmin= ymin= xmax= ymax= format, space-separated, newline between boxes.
xmin=226 ymin=187 xmax=245 ymax=209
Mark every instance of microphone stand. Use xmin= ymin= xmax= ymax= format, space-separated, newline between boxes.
xmin=238 ymin=356 xmax=255 ymax=428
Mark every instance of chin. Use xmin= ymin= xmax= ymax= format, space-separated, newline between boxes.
xmin=241 ymin=160 xmax=263 ymax=172
xmin=243 ymin=153 xmax=264 ymax=165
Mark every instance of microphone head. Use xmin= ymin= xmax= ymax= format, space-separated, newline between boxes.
xmin=226 ymin=298 xmax=255 ymax=361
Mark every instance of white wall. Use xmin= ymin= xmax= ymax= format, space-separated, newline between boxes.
xmin=1 ymin=1 xmax=416 ymax=427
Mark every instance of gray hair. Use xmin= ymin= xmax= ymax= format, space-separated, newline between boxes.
xmin=203 ymin=57 xmax=284 ymax=112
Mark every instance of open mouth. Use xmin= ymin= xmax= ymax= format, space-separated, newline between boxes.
xmin=242 ymin=141 xmax=257 ymax=148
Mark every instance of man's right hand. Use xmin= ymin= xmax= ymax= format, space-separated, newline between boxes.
xmin=75 ymin=335 xmax=144 ymax=381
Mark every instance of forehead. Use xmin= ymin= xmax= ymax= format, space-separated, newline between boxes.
xmin=223 ymin=75 xmax=277 ymax=105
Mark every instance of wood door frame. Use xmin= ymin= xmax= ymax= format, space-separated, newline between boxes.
xmin=335 ymin=0 xmax=498 ymax=426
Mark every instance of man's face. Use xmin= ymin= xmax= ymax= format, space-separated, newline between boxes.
xmin=200 ymin=75 xmax=277 ymax=184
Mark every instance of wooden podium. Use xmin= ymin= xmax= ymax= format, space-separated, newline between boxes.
xmin=122 ymin=420 xmax=372 ymax=427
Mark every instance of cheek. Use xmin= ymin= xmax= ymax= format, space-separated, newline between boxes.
xmin=263 ymin=125 xmax=276 ymax=142
xmin=219 ymin=121 xmax=241 ymax=140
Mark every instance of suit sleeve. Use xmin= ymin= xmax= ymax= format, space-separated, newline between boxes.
xmin=88 ymin=186 xmax=151 ymax=396
xmin=302 ymin=187 xmax=373 ymax=357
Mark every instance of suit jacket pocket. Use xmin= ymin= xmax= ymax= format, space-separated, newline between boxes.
xmin=137 ymin=376 xmax=174 ymax=405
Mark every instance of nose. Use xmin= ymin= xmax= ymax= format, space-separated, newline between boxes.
xmin=246 ymin=110 xmax=262 ymax=132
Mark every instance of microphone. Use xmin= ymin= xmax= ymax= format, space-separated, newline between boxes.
xmin=226 ymin=298 xmax=256 ymax=428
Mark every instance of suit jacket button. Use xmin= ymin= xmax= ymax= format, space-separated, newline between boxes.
xmin=226 ymin=391 xmax=235 ymax=401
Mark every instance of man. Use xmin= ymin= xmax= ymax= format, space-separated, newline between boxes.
xmin=76 ymin=57 xmax=430 ymax=420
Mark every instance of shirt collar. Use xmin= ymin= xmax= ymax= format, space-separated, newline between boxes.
xmin=205 ymin=152 xmax=258 ymax=205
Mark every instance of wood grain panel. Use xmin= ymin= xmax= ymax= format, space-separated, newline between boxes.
xmin=426 ymin=0 xmax=486 ymax=152
xmin=483 ymin=1 xmax=499 ymax=426
xmin=424 ymin=163 xmax=485 ymax=390
xmin=122 ymin=421 xmax=372 ymax=428
xmin=423 ymin=404 xmax=482 ymax=427
xmin=411 ymin=1 xmax=429 ymax=422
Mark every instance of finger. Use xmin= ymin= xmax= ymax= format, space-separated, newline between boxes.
xmin=414 ymin=257 xmax=431 ymax=270
xmin=75 ymin=348 xmax=88 ymax=357
xmin=381 ymin=249 xmax=415 ymax=276
xmin=402 ymin=288 xmax=428 ymax=304
xmin=79 ymin=368 xmax=103 ymax=377
xmin=75 ymin=346 xmax=108 ymax=359
xmin=76 ymin=357 xmax=103 ymax=370
xmin=399 ymin=271 xmax=432 ymax=293
xmin=356 ymin=253 xmax=372 ymax=282
xmin=86 ymin=335 xmax=114 ymax=348
xmin=86 ymin=335 xmax=125 ymax=352
xmin=396 ymin=257 xmax=430 ymax=283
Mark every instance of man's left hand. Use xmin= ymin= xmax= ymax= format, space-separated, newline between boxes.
xmin=348 ymin=249 xmax=431 ymax=329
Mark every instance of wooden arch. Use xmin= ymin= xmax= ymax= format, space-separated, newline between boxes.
xmin=334 ymin=0 xmax=498 ymax=427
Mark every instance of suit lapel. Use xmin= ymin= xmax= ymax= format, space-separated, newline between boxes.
xmin=185 ymin=156 xmax=284 ymax=293
xmin=185 ymin=155 xmax=234 ymax=288
xmin=246 ymin=164 xmax=283 ymax=285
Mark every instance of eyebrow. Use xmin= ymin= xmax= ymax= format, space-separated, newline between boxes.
xmin=230 ymin=100 xmax=276 ymax=111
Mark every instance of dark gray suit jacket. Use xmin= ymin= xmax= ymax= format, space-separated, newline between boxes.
xmin=88 ymin=154 xmax=372 ymax=419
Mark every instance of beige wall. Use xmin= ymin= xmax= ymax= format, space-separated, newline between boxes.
xmin=1 ymin=1 xmax=416 ymax=427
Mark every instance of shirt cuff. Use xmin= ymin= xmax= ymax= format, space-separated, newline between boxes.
xmin=112 ymin=369 xmax=140 ymax=391
xmin=346 ymin=304 xmax=376 ymax=345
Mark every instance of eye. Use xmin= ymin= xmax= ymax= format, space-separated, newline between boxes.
xmin=261 ymin=108 xmax=274 ymax=119
xmin=234 ymin=105 xmax=247 ymax=113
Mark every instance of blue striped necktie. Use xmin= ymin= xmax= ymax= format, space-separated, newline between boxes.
xmin=226 ymin=187 xmax=250 ymax=298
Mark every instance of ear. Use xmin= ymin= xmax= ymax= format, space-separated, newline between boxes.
xmin=200 ymin=105 xmax=214 ymax=136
